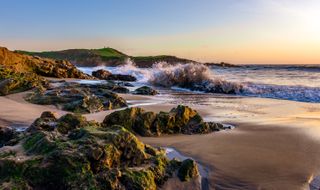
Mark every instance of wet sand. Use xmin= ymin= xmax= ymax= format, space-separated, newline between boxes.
xmin=1 ymin=92 xmax=320 ymax=189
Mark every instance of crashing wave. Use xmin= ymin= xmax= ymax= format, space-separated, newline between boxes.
xmin=148 ymin=62 xmax=243 ymax=94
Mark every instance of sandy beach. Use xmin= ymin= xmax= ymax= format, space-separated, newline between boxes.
xmin=1 ymin=91 xmax=320 ymax=189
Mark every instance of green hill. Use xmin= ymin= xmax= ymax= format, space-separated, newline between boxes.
xmin=16 ymin=48 xmax=197 ymax=68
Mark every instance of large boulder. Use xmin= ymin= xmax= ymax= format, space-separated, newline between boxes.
xmin=91 ymin=69 xmax=137 ymax=82
xmin=103 ymin=105 xmax=225 ymax=136
xmin=92 ymin=69 xmax=112 ymax=79
xmin=0 ymin=47 xmax=94 ymax=95
xmin=0 ymin=67 xmax=47 ymax=96
xmin=133 ymin=86 xmax=158 ymax=95
xmin=0 ymin=127 xmax=18 ymax=147
xmin=177 ymin=159 xmax=199 ymax=181
xmin=26 ymin=82 xmax=128 ymax=113
xmin=106 ymin=74 xmax=137 ymax=82
xmin=0 ymin=112 xmax=183 ymax=190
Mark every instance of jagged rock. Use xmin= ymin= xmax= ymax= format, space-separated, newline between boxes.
xmin=91 ymin=69 xmax=137 ymax=82
xmin=26 ymin=82 xmax=128 ymax=113
xmin=0 ymin=67 xmax=48 ymax=95
xmin=28 ymin=111 xmax=58 ymax=132
xmin=106 ymin=74 xmax=137 ymax=82
xmin=0 ymin=112 xmax=182 ymax=190
xmin=0 ymin=47 xmax=94 ymax=95
xmin=0 ymin=47 xmax=93 ymax=80
xmin=0 ymin=127 xmax=18 ymax=147
xmin=92 ymin=69 xmax=112 ymax=79
xmin=133 ymin=86 xmax=158 ymax=95
xmin=103 ymin=105 xmax=226 ymax=136
xmin=177 ymin=159 xmax=199 ymax=181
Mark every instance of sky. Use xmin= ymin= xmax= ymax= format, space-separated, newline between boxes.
xmin=1 ymin=0 xmax=320 ymax=64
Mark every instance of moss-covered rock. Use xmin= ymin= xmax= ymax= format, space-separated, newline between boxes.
xmin=133 ymin=86 xmax=158 ymax=96
xmin=121 ymin=170 xmax=156 ymax=190
xmin=103 ymin=107 xmax=145 ymax=131
xmin=56 ymin=114 xmax=88 ymax=134
xmin=0 ymin=111 xmax=186 ymax=189
xmin=177 ymin=159 xmax=199 ymax=181
xmin=103 ymin=105 xmax=225 ymax=136
xmin=26 ymin=82 xmax=128 ymax=113
xmin=0 ymin=66 xmax=47 ymax=95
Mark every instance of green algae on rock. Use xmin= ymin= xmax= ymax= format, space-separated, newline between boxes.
xmin=177 ymin=159 xmax=199 ymax=181
xmin=133 ymin=86 xmax=158 ymax=96
xmin=26 ymin=82 xmax=128 ymax=113
xmin=103 ymin=105 xmax=226 ymax=136
xmin=0 ymin=111 xmax=197 ymax=190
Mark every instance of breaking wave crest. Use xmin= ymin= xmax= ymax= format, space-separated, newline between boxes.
xmin=78 ymin=60 xmax=320 ymax=103
xmin=148 ymin=62 xmax=243 ymax=94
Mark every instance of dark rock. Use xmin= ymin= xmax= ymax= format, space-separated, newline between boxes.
xmin=28 ymin=111 xmax=58 ymax=132
xmin=133 ymin=86 xmax=158 ymax=95
xmin=106 ymin=74 xmax=137 ymax=82
xmin=92 ymin=69 xmax=137 ymax=82
xmin=0 ymin=127 xmax=18 ymax=147
xmin=26 ymin=82 xmax=128 ymax=113
xmin=177 ymin=159 xmax=199 ymax=181
xmin=110 ymin=86 xmax=130 ymax=94
xmin=92 ymin=69 xmax=112 ymax=79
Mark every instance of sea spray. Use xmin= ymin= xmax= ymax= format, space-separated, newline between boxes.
xmin=77 ymin=60 xmax=320 ymax=102
xmin=148 ymin=62 xmax=243 ymax=94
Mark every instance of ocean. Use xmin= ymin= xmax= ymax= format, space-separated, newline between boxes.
xmin=78 ymin=62 xmax=320 ymax=103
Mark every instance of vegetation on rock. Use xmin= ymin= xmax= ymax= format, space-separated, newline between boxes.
xmin=0 ymin=111 xmax=198 ymax=190
xmin=26 ymin=82 xmax=128 ymax=113
xmin=133 ymin=86 xmax=158 ymax=96
xmin=103 ymin=105 xmax=226 ymax=136
xmin=177 ymin=159 xmax=199 ymax=181
xmin=17 ymin=48 xmax=196 ymax=68
xmin=0 ymin=47 xmax=94 ymax=95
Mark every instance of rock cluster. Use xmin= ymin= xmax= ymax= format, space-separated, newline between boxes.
xmin=26 ymin=82 xmax=128 ymax=113
xmin=92 ymin=69 xmax=137 ymax=82
xmin=0 ymin=111 xmax=199 ymax=189
xmin=103 ymin=105 xmax=225 ymax=136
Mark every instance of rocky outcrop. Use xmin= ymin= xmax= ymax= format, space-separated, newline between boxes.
xmin=0 ymin=67 xmax=47 ymax=95
xmin=0 ymin=47 xmax=94 ymax=95
xmin=177 ymin=159 xmax=199 ymax=181
xmin=92 ymin=69 xmax=112 ymax=79
xmin=0 ymin=127 xmax=18 ymax=147
xmin=103 ymin=105 xmax=226 ymax=136
xmin=0 ymin=47 xmax=93 ymax=79
xmin=26 ymin=82 xmax=128 ymax=113
xmin=0 ymin=112 xmax=196 ymax=189
xmin=92 ymin=69 xmax=137 ymax=82
xmin=133 ymin=86 xmax=158 ymax=95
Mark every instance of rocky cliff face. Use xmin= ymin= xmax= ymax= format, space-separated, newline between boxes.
xmin=0 ymin=47 xmax=93 ymax=95
xmin=0 ymin=47 xmax=93 ymax=79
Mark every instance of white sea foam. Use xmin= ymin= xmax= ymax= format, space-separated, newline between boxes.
xmin=77 ymin=60 xmax=320 ymax=103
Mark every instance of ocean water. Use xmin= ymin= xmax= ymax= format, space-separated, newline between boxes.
xmin=78 ymin=61 xmax=320 ymax=103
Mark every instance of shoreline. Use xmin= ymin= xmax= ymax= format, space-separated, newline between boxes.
xmin=1 ymin=90 xmax=320 ymax=189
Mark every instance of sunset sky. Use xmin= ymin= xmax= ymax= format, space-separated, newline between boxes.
xmin=1 ymin=0 xmax=320 ymax=64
